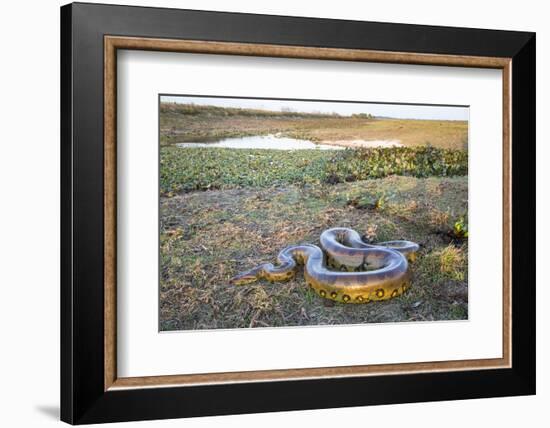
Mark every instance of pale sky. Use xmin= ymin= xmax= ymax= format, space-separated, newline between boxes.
xmin=160 ymin=95 xmax=469 ymax=121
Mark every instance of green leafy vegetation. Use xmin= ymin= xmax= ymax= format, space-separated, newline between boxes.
xmin=160 ymin=146 xmax=467 ymax=195
xmin=325 ymin=146 xmax=467 ymax=181
xmin=452 ymin=216 xmax=469 ymax=239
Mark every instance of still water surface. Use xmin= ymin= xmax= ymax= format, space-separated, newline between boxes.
xmin=176 ymin=134 xmax=342 ymax=150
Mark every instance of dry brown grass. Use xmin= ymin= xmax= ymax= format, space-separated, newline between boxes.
xmin=160 ymin=103 xmax=468 ymax=150
xmin=160 ymin=176 xmax=468 ymax=331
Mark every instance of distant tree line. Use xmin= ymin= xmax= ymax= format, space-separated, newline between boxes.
xmin=351 ymin=113 xmax=374 ymax=119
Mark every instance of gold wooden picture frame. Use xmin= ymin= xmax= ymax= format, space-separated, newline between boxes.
xmin=104 ymin=36 xmax=512 ymax=391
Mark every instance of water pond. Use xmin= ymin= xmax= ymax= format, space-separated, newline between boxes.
xmin=176 ymin=134 xmax=343 ymax=150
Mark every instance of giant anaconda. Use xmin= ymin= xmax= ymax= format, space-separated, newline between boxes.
xmin=230 ymin=227 xmax=419 ymax=304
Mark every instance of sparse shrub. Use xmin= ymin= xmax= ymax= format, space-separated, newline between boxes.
xmin=452 ymin=216 xmax=469 ymax=239
xmin=438 ymin=245 xmax=466 ymax=281
xmin=346 ymin=192 xmax=388 ymax=210
xmin=418 ymin=244 xmax=467 ymax=283
xmin=430 ymin=209 xmax=450 ymax=228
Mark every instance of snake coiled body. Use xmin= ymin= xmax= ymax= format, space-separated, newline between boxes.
xmin=230 ymin=227 xmax=419 ymax=304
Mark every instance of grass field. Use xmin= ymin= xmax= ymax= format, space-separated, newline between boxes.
xmin=160 ymin=102 xmax=469 ymax=150
xmin=160 ymin=147 xmax=468 ymax=331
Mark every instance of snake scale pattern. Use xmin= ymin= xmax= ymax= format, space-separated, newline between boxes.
xmin=230 ymin=227 xmax=419 ymax=304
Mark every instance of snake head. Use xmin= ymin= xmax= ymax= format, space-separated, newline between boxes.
xmin=229 ymin=267 xmax=263 ymax=285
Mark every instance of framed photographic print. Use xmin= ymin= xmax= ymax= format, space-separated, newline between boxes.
xmin=60 ymin=2 xmax=535 ymax=424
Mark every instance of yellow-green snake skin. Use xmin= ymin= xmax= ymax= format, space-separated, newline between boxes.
xmin=230 ymin=227 xmax=419 ymax=303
